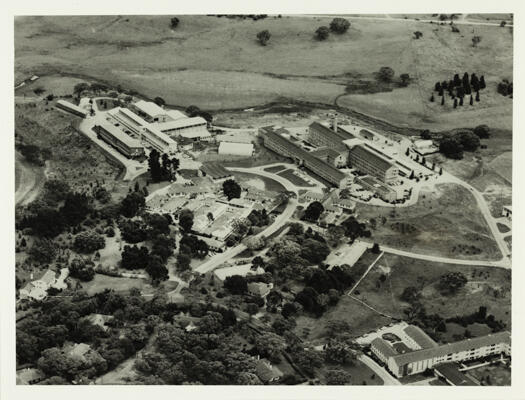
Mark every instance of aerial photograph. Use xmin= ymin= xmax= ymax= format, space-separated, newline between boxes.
xmin=13 ymin=13 xmax=513 ymax=387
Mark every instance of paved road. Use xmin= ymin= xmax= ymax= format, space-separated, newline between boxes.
xmin=284 ymin=14 xmax=512 ymax=27
xmin=76 ymin=107 xmax=147 ymax=181
xmin=358 ymin=354 xmax=402 ymax=386
xmin=347 ymin=251 xmax=384 ymax=295
xmin=194 ymin=166 xmax=299 ymax=274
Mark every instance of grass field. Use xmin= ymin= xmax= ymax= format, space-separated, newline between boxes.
xmin=350 ymin=252 xmax=511 ymax=334
xmin=15 ymin=15 xmax=512 ymax=132
xmin=277 ymin=169 xmax=315 ymax=187
xmin=355 ymin=183 xmax=501 ymax=260
xmin=80 ymin=274 xmax=153 ymax=295
xmin=319 ymin=359 xmax=384 ymax=385
xmin=468 ymin=363 xmax=511 ymax=386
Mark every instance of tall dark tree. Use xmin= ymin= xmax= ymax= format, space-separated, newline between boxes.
xmin=453 ymin=73 xmax=461 ymax=87
xmin=303 ymin=201 xmax=324 ymax=222
xmin=256 ymin=30 xmax=271 ymax=46
xmin=120 ymin=192 xmax=146 ymax=218
xmin=459 ymin=96 xmax=464 ymax=106
xmin=148 ymin=149 xmax=162 ymax=182
xmin=479 ymin=76 xmax=486 ymax=89
xmin=453 ymin=98 xmax=458 ymax=108
xmin=178 ymin=209 xmax=194 ymax=232
xmin=430 ymin=94 xmax=435 ymax=102
xmin=470 ymin=95 xmax=474 ymax=105
xmin=434 ymin=82 xmax=442 ymax=92
xmin=476 ymin=91 xmax=480 ymax=102
xmin=170 ymin=17 xmax=180 ymax=29
xmin=441 ymin=95 xmax=445 ymax=106
xmin=222 ymin=179 xmax=241 ymax=201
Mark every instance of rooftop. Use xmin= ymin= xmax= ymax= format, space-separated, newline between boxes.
xmin=134 ymin=100 xmax=166 ymax=118
xmin=218 ymin=141 xmax=254 ymax=154
xmin=371 ymin=338 xmax=398 ymax=359
xmin=404 ymin=325 xmax=438 ymax=349
xmin=309 ymin=121 xmax=356 ymax=142
xmin=392 ymin=331 xmax=511 ymax=367
xmin=214 ymin=263 xmax=265 ymax=281
xmin=56 ymin=99 xmax=87 ymax=114
xmin=95 ymin=122 xmax=143 ymax=148
xmin=434 ymin=363 xmax=478 ymax=386
xmin=154 ymin=117 xmax=207 ymax=132
xmin=255 ymin=358 xmax=283 ymax=382
xmin=166 ymin=109 xmax=187 ymax=121
xmin=108 ymin=107 xmax=149 ymax=127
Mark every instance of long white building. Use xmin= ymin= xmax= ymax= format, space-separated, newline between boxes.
xmin=218 ymin=142 xmax=254 ymax=156
xmin=142 ymin=125 xmax=178 ymax=154
xmin=153 ymin=117 xmax=209 ymax=139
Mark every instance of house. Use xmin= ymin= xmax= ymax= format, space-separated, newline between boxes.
xmin=248 ymin=282 xmax=273 ymax=298
xmin=214 ymin=264 xmax=265 ymax=282
xmin=67 ymin=343 xmax=92 ymax=362
xmin=200 ymin=236 xmax=227 ymax=252
xmin=218 ymin=142 xmax=255 ymax=157
xmin=255 ymin=358 xmax=283 ymax=383
xmin=19 ymin=269 xmax=57 ymax=301
xmin=413 ymin=139 xmax=439 ymax=156
xmin=85 ymin=314 xmax=114 ymax=332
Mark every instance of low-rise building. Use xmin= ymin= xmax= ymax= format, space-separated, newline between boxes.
xmin=214 ymin=264 xmax=265 ymax=282
xmin=255 ymin=358 xmax=283 ymax=384
xmin=371 ymin=338 xmax=398 ymax=364
xmin=248 ymin=282 xmax=273 ymax=298
xmin=19 ymin=269 xmax=57 ymax=301
xmin=413 ymin=139 xmax=439 ymax=156
xmin=200 ymin=163 xmax=233 ymax=181
xmin=154 ymin=117 xmax=209 ymax=139
xmin=16 ymin=368 xmax=45 ymax=385
xmin=107 ymin=107 xmax=148 ymax=134
xmin=56 ymin=99 xmax=88 ymax=118
xmin=93 ymin=122 xmax=145 ymax=159
xmin=355 ymin=175 xmax=398 ymax=202
xmin=134 ymin=100 xmax=170 ymax=122
xmin=218 ymin=142 xmax=255 ymax=157
xmin=142 ymin=125 xmax=178 ymax=154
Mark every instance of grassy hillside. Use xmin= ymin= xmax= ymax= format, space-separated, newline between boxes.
xmin=15 ymin=15 xmax=513 ymax=132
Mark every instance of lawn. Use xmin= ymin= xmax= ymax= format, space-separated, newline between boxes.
xmin=496 ymin=223 xmax=510 ymax=234
xmin=319 ymin=359 xmax=385 ymax=385
xmin=80 ymin=274 xmax=153 ymax=296
xmin=277 ymin=169 xmax=315 ymax=187
xmin=263 ymin=165 xmax=287 ymax=173
xmin=231 ymin=171 xmax=287 ymax=192
xmin=467 ymin=363 xmax=511 ymax=386
xmin=355 ymin=183 xmax=502 ymax=260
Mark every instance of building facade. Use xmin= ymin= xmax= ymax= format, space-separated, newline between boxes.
xmin=93 ymin=123 xmax=145 ymax=159
xmin=349 ymin=145 xmax=399 ymax=183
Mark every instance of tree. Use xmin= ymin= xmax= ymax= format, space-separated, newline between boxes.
xmin=476 ymin=91 xmax=480 ymax=102
xmin=459 ymin=96 xmax=464 ymax=106
xmin=413 ymin=31 xmax=423 ymax=39
xmin=121 ymin=245 xmax=150 ymax=270
xmin=120 ymin=192 xmax=145 ymax=218
xmin=74 ymin=230 xmax=105 ymax=253
xmin=301 ymin=238 xmax=330 ymax=264
xmin=29 ymin=238 xmax=57 ymax=264
xmin=400 ymin=286 xmax=420 ymax=303
xmin=303 ymin=201 xmax=324 ymax=222
xmin=146 ymin=255 xmax=169 ymax=282
xmin=470 ymin=95 xmax=474 ymax=105
xmin=472 ymin=36 xmax=482 ymax=47
xmin=222 ymin=179 xmax=241 ymax=201
xmin=430 ymin=94 xmax=434 ymax=102
xmin=371 ymin=243 xmax=381 ymax=254
xmin=324 ymin=337 xmax=356 ymax=365
xmin=293 ymin=349 xmax=324 ymax=377
xmin=473 ymin=124 xmax=490 ymax=139
xmin=73 ymin=82 xmax=90 ymax=97
xmin=178 ymin=208 xmax=194 ymax=232
xmin=315 ymin=26 xmax=330 ymax=41
xmin=170 ymin=17 xmax=180 ymax=29
xmin=148 ymin=149 xmax=163 ymax=182
xmin=453 ymin=98 xmax=458 ymax=108
xmin=176 ymin=252 xmax=191 ymax=272
xmin=439 ymin=137 xmax=463 ymax=159
xmin=256 ymin=30 xmax=271 ymax=46
xmin=441 ymin=95 xmax=445 ymax=106
xmin=325 ymin=369 xmax=352 ymax=385
xmin=154 ymin=97 xmax=165 ymax=107
xmin=479 ymin=76 xmax=486 ymax=89
xmin=434 ymin=82 xmax=442 ymax=92
xmin=69 ymin=257 xmax=95 ymax=282
xmin=455 ymin=130 xmax=480 ymax=151
xmin=255 ymin=333 xmax=286 ymax=363
xmin=329 ymin=18 xmax=350 ymax=34
xmin=244 ymin=235 xmax=266 ymax=251
xmin=223 ymin=275 xmax=248 ymax=295
xmin=400 ymin=73 xmax=410 ymax=86
xmin=438 ymin=272 xmax=468 ymax=295
xmin=378 ymin=67 xmax=395 ymax=82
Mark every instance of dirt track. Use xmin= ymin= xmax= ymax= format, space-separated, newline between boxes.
xmin=15 ymin=152 xmax=46 ymax=206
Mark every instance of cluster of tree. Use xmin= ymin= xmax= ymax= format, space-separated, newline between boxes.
xmin=132 ymin=310 xmax=263 ymax=384
xmin=119 ymin=213 xmax=172 ymax=244
xmin=214 ymin=14 xmax=267 ymax=21
xmin=120 ymin=192 xmax=146 ymax=218
xmin=73 ymin=230 xmax=105 ymax=254
xmin=69 ymin=257 xmax=96 ymax=282
xmin=178 ymin=208 xmax=194 ymax=232
xmin=431 ymin=73 xmax=486 ymax=106
xmin=176 ymin=234 xmax=209 ymax=272
xmin=340 ymin=216 xmax=371 ymax=241
xmin=315 ymin=18 xmax=350 ymax=41
xmin=445 ymin=306 xmax=506 ymax=333
xmin=293 ymin=266 xmax=353 ymax=316
xmin=18 ymin=191 xmax=93 ymax=238
xmin=185 ymin=105 xmax=213 ymax=123
xmin=437 ymin=271 xmax=468 ymax=295
xmin=439 ymin=130 xmax=481 ymax=159
xmin=148 ymin=149 xmax=179 ymax=182
xmin=302 ymin=201 xmax=324 ymax=222
xmin=497 ymin=79 xmax=513 ymax=97
xmin=16 ymin=142 xmax=51 ymax=166
xmin=247 ymin=208 xmax=270 ymax=227
xmin=222 ymin=179 xmax=242 ymax=201
xmin=17 ymin=289 xmax=173 ymax=383
xmin=170 ymin=17 xmax=179 ymax=29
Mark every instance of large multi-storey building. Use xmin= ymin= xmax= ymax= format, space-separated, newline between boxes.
xmin=107 ymin=107 xmax=148 ymax=135
xmin=153 ymin=117 xmax=209 ymax=140
xmin=371 ymin=330 xmax=511 ymax=378
xmin=310 ymin=147 xmax=348 ymax=168
xmin=142 ymin=125 xmax=178 ymax=154
xmin=348 ymin=145 xmax=399 ymax=183
xmin=93 ymin=122 xmax=145 ymax=159
xmin=260 ymin=126 xmax=349 ymax=188
xmin=308 ymin=121 xmax=355 ymax=151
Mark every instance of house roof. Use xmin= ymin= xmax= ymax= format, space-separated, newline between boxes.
xmin=68 ymin=343 xmax=91 ymax=359
xmin=154 ymin=117 xmax=207 ymax=132
xmin=108 ymin=107 xmax=149 ymax=128
xmin=349 ymin=145 xmax=395 ymax=172
xmin=309 ymin=121 xmax=356 ymax=142
xmin=403 ymin=325 xmax=438 ymax=349
xmin=310 ymin=147 xmax=346 ymax=160
xmin=303 ymin=191 xmax=325 ymax=201
xmin=214 ymin=264 xmax=264 ymax=281
xmin=248 ymin=282 xmax=273 ymax=297
xmin=255 ymin=359 xmax=283 ymax=382
xmin=434 ymin=363 xmax=478 ymax=386
xmin=134 ymin=100 xmax=166 ymax=118
xmin=39 ymin=269 xmax=57 ymax=285
xmin=166 ymin=109 xmax=187 ymax=121
xmin=56 ymin=99 xmax=87 ymax=115
xmin=391 ymin=331 xmax=511 ymax=367
xmin=143 ymin=125 xmax=177 ymax=146
xmin=16 ymin=368 xmax=45 ymax=384
xmin=371 ymin=338 xmax=398 ymax=358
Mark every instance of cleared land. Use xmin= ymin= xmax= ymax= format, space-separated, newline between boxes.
xmin=15 ymin=15 xmax=512 ymax=132
xmin=355 ymin=183 xmax=501 ymax=260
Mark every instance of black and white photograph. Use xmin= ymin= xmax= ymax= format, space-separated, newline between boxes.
xmin=2 ymin=1 xmax=524 ymax=399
